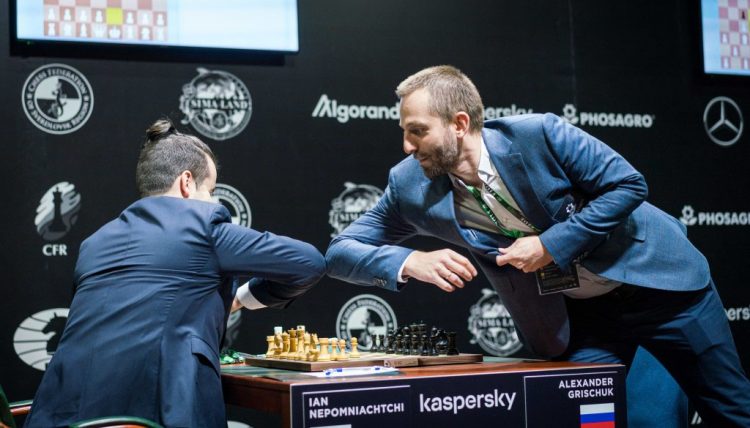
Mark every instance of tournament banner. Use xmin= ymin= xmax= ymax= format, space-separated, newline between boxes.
xmin=290 ymin=365 xmax=625 ymax=428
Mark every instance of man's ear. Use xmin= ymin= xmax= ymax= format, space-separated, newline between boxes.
xmin=454 ymin=111 xmax=471 ymax=137
xmin=178 ymin=170 xmax=193 ymax=198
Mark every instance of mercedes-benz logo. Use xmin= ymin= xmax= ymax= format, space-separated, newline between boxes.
xmin=703 ymin=96 xmax=743 ymax=147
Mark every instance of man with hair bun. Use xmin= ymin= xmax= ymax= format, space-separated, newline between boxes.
xmin=25 ymin=119 xmax=326 ymax=428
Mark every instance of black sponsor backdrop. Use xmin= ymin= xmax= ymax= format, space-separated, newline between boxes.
xmin=1 ymin=0 xmax=748 ymax=423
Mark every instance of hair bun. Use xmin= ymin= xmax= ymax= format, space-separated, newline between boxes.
xmin=145 ymin=118 xmax=176 ymax=142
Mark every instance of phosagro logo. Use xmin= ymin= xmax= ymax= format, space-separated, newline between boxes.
xmin=179 ymin=68 xmax=252 ymax=140
xmin=467 ymin=288 xmax=523 ymax=357
xmin=679 ymin=205 xmax=750 ymax=227
xmin=329 ymin=182 xmax=384 ymax=237
xmin=22 ymin=63 xmax=94 ymax=134
xmin=561 ymin=104 xmax=654 ymax=128
xmin=36 ymin=182 xmax=81 ymax=256
xmin=14 ymin=308 xmax=69 ymax=371
xmin=212 ymin=183 xmax=252 ymax=227
xmin=336 ymin=294 xmax=397 ymax=351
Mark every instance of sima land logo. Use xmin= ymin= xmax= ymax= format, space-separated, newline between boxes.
xmin=180 ymin=68 xmax=252 ymax=141
xmin=22 ymin=63 xmax=94 ymax=134
xmin=336 ymin=294 xmax=397 ymax=351
xmin=467 ymin=288 xmax=523 ymax=357
xmin=212 ymin=183 xmax=252 ymax=227
xmin=14 ymin=308 xmax=69 ymax=371
xmin=328 ymin=182 xmax=384 ymax=237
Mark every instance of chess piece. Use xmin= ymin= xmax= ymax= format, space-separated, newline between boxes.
xmin=141 ymin=27 xmax=151 ymax=40
xmin=330 ymin=338 xmax=341 ymax=361
xmin=126 ymin=12 xmax=134 ymax=24
xmin=394 ymin=334 xmax=403 ymax=354
xmin=288 ymin=329 xmax=298 ymax=357
xmin=280 ymin=332 xmax=290 ymax=359
xmin=385 ymin=332 xmax=395 ymax=354
xmin=63 ymin=23 xmax=73 ymax=36
xmin=47 ymin=23 xmax=56 ymax=36
xmin=265 ymin=335 xmax=276 ymax=358
xmin=410 ymin=334 xmax=419 ymax=355
xmin=141 ymin=12 xmax=151 ymax=25
xmin=434 ymin=329 xmax=449 ymax=355
xmin=63 ymin=9 xmax=72 ymax=21
xmin=420 ymin=334 xmax=430 ymax=356
xmin=338 ymin=339 xmax=349 ymax=360
xmin=47 ymin=8 xmax=56 ymax=20
xmin=95 ymin=10 xmax=103 ymax=23
xmin=318 ymin=337 xmax=331 ymax=361
xmin=350 ymin=338 xmax=360 ymax=358
xmin=79 ymin=24 xmax=88 ymax=37
xmin=156 ymin=14 xmax=165 ymax=26
xmin=446 ymin=332 xmax=459 ymax=356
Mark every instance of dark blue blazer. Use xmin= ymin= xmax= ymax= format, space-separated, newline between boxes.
xmin=26 ymin=196 xmax=325 ymax=428
xmin=326 ymin=113 xmax=710 ymax=358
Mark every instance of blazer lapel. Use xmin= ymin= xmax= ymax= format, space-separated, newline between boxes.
xmin=483 ymin=128 xmax=554 ymax=231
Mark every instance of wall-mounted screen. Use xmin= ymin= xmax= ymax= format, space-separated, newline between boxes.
xmin=701 ymin=0 xmax=750 ymax=76
xmin=14 ymin=0 xmax=298 ymax=53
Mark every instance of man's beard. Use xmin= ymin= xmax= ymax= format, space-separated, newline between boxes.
xmin=421 ymin=132 xmax=461 ymax=179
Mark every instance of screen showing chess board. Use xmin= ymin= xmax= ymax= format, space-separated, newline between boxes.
xmin=14 ymin=0 xmax=299 ymax=53
xmin=702 ymin=0 xmax=750 ymax=76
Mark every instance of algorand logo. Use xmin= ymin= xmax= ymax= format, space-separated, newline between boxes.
xmin=22 ymin=63 xmax=94 ymax=134
xmin=329 ymin=182 xmax=384 ymax=237
xmin=179 ymin=68 xmax=252 ymax=140
xmin=35 ymin=182 xmax=81 ymax=241
xmin=336 ymin=294 xmax=397 ymax=351
xmin=679 ymin=205 xmax=750 ymax=226
xmin=467 ymin=288 xmax=523 ymax=357
xmin=14 ymin=308 xmax=69 ymax=371
xmin=312 ymin=94 xmax=400 ymax=123
xmin=212 ymin=183 xmax=252 ymax=227
xmin=312 ymin=94 xmax=533 ymax=124
xmin=562 ymin=104 xmax=654 ymax=128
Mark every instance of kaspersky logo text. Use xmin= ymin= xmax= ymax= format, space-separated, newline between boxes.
xmin=419 ymin=389 xmax=516 ymax=415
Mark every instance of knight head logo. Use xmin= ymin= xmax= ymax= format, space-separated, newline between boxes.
xmin=14 ymin=308 xmax=70 ymax=371
xmin=35 ymin=182 xmax=81 ymax=241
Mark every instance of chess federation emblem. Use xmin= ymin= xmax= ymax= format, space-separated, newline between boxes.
xmin=212 ymin=183 xmax=252 ymax=227
xmin=179 ymin=68 xmax=252 ymax=141
xmin=703 ymin=96 xmax=744 ymax=147
xmin=467 ymin=288 xmax=523 ymax=357
xmin=22 ymin=63 xmax=94 ymax=135
xmin=35 ymin=182 xmax=81 ymax=241
xmin=336 ymin=294 xmax=398 ymax=351
xmin=328 ymin=182 xmax=384 ymax=238
xmin=14 ymin=308 xmax=70 ymax=371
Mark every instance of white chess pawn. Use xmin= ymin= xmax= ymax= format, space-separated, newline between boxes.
xmin=47 ymin=23 xmax=56 ymax=36
xmin=141 ymin=13 xmax=151 ymax=25
xmin=126 ymin=12 xmax=134 ymax=24
xmin=79 ymin=9 xmax=88 ymax=22
xmin=62 ymin=23 xmax=73 ymax=36
xmin=63 ymin=9 xmax=72 ymax=21
xmin=156 ymin=14 xmax=165 ymax=26
xmin=47 ymin=8 xmax=56 ymax=20
xmin=95 ymin=10 xmax=103 ymax=23
xmin=80 ymin=24 xmax=88 ymax=37
xmin=141 ymin=27 xmax=151 ymax=40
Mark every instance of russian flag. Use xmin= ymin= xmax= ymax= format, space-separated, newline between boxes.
xmin=580 ymin=403 xmax=615 ymax=428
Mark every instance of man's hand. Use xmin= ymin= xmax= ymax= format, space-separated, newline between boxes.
xmin=496 ymin=236 xmax=553 ymax=273
xmin=231 ymin=296 xmax=243 ymax=313
xmin=402 ymin=249 xmax=478 ymax=292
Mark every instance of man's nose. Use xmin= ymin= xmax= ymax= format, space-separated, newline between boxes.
xmin=403 ymin=138 xmax=416 ymax=154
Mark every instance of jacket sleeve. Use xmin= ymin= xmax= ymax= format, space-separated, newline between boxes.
xmin=210 ymin=209 xmax=326 ymax=308
xmin=537 ymin=113 xmax=648 ymax=268
xmin=325 ymin=171 xmax=417 ymax=291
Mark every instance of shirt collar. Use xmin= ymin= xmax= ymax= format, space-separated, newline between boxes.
xmin=449 ymin=137 xmax=497 ymax=188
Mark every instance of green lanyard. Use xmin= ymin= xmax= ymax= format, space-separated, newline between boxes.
xmin=464 ymin=182 xmax=540 ymax=239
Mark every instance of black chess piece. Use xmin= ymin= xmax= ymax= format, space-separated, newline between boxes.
xmin=434 ymin=329 xmax=449 ymax=355
xmin=377 ymin=334 xmax=386 ymax=352
xmin=420 ymin=334 xmax=430 ymax=356
xmin=410 ymin=334 xmax=420 ymax=355
xmin=49 ymin=187 xmax=67 ymax=232
xmin=429 ymin=335 xmax=439 ymax=356
xmin=385 ymin=332 xmax=395 ymax=354
xmin=446 ymin=331 xmax=459 ymax=356
xmin=394 ymin=334 xmax=403 ymax=354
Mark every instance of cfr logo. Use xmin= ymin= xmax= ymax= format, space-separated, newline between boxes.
xmin=703 ymin=96 xmax=743 ymax=147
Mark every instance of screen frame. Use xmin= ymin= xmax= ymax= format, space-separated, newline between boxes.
xmin=692 ymin=0 xmax=750 ymax=86
xmin=9 ymin=0 xmax=298 ymax=64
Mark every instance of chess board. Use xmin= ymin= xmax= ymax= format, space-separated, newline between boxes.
xmin=243 ymin=353 xmax=483 ymax=372
xmin=42 ymin=0 xmax=168 ymax=43
xmin=718 ymin=0 xmax=750 ymax=70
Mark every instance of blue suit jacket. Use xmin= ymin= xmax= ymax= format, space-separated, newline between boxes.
xmin=326 ymin=113 xmax=709 ymax=358
xmin=26 ymin=196 xmax=325 ymax=428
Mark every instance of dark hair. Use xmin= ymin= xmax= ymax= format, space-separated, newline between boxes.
xmin=135 ymin=119 xmax=218 ymax=197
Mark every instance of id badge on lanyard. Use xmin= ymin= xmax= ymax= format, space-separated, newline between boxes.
xmin=535 ymin=263 xmax=580 ymax=295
